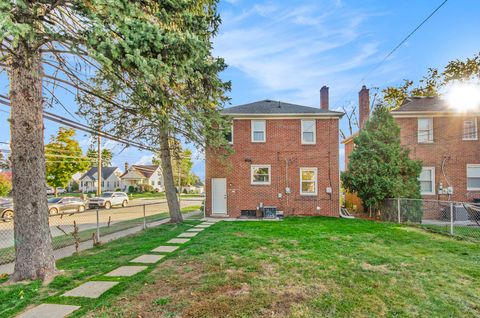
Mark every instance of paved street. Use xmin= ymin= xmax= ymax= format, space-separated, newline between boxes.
xmin=0 ymin=198 xmax=203 ymax=249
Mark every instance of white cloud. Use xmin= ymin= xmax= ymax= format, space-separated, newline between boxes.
xmin=135 ymin=155 xmax=154 ymax=165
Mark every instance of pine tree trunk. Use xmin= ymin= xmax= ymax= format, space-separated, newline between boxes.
xmin=158 ymin=126 xmax=183 ymax=223
xmin=9 ymin=44 xmax=57 ymax=282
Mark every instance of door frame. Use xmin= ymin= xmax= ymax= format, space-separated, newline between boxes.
xmin=211 ymin=178 xmax=227 ymax=215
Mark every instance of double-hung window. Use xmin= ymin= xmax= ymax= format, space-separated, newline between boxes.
xmin=419 ymin=167 xmax=435 ymax=195
xmin=463 ymin=118 xmax=478 ymax=140
xmin=301 ymin=120 xmax=316 ymax=144
xmin=225 ymin=123 xmax=233 ymax=144
xmin=300 ymin=167 xmax=318 ymax=195
xmin=418 ymin=118 xmax=433 ymax=143
xmin=467 ymin=164 xmax=480 ymax=191
xmin=251 ymin=120 xmax=266 ymax=142
xmin=251 ymin=165 xmax=271 ymax=185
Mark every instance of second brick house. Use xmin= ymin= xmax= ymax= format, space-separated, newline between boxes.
xmin=205 ymin=87 xmax=343 ymax=218
xmin=343 ymin=87 xmax=480 ymax=207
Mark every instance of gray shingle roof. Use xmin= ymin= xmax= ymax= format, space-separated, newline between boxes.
xmin=392 ymin=96 xmax=480 ymax=113
xmin=80 ymin=167 xmax=119 ymax=181
xmin=221 ymin=100 xmax=343 ymax=116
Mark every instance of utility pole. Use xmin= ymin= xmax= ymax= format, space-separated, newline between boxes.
xmin=97 ymin=125 xmax=102 ymax=196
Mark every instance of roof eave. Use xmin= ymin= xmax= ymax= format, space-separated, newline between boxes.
xmin=221 ymin=112 xmax=344 ymax=118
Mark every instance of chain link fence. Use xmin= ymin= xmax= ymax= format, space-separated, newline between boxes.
xmin=379 ymin=198 xmax=480 ymax=240
xmin=0 ymin=198 xmax=203 ymax=266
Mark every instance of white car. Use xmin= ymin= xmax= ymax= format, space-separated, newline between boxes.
xmin=88 ymin=192 xmax=129 ymax=209
xmin=46 ymin=187 xmax=66 ymax=195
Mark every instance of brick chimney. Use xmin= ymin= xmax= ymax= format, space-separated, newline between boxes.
xmin=359 ymin=85 xmax=370 ymax=129
xmin=124 ymin=162 xmax=129 ymax=172
xmin=320 ymin=86 xmax=329 ymax=110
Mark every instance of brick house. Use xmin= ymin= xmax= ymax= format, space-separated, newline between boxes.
xmin=343 ymin=88 xmax=480 ymax=209
xmin=205 ymin=87 xmax=343 ymax=218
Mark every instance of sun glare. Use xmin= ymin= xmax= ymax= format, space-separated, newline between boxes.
xmin=445 ymin=81 xmax=480 ymax=112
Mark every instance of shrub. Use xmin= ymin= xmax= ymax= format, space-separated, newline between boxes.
xmin=0 ymin=173 xmax=12 ymax=197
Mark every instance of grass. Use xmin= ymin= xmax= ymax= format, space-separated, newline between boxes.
xmin=91 ymin=217 xmax=480 ymax=318
xmin=421 ymin=223 xmax=480 ymax=240
xmin=0 ymin=218 xmax=202 ymax=317
xmin=0 ymin=206 xmax=201 ymax=266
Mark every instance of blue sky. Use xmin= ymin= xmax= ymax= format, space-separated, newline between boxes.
xmin=1 ymin=0 xmax=479 ymax=178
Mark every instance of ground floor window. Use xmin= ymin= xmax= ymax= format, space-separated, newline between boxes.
xmin=419 ymin=167 xmax=435 ymax=195
xmin=467 ymin=164 xmax=480 ymax=191
xmin=251 ymin=165 xmax=271 ymax=185
xmin=300 ymin=167 xmax=317 ymax=195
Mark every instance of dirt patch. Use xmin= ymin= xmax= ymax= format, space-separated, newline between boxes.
xmin=361 ymin=262 xmax=390 ymax=274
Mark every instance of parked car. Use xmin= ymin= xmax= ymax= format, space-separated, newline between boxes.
xmin=47 ymin=187 xmax=67 ymax=195
xmin=88 ymin=192 xmax=129 ymax=209
xmin=46 ymin=187 xmax=54 ymax=195
xmin=57 ymin=188 xmax=66 ymax=194
xmin=0 ymin=198 xmax=14 ymax=220
xmin=47 ymin=197 xmax=86 ymax=214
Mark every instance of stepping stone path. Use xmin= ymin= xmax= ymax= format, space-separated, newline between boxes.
xmin=195 ymin=224 xmax=211 ymax=228
xmin=130 ymin=254 xmax=164 ymax=264
xmin=167 ymin=238 xmax=190 ymax=244
xmin=152 ymin=245 xmax=179 ymax=253
xmin=187 ymin=228 xmax=204 ymax=232
xmin=17 ymin=304 xmax=81 ymax=318
xmin=63 ymin=281 xmax=119 ymax=299
xmin=178 ymin=232 xmax=198 ymax=238
xmin=106 ymin=266 xmax=147 ymax=277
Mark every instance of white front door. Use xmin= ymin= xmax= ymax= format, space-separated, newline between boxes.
xmin=212 ymin=178 xmax=227 ymax=214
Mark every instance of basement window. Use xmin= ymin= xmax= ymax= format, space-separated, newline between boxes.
xmin=251 ymin=165 xmax=271 ymax=185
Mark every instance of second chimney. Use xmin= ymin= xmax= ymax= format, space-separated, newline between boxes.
xmin=320 ymin=86 xmax=329 ymax=110
xmin=125 ymin=162 xmax=129 ymax=172
xmin=359 ymin=85 xmax=370 ymax=129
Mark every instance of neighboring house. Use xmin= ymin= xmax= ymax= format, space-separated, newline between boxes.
xmin=343 ymin=87 xmax=480 ymax=207
xmin=79 ymin=167 xmax=122 ymax=193
xmin=184 ymin=181 xmax=205 ymax=194
xmin=120 ymin=163 xmax=164 ymax=192
xmin=67 ymin=171 xmax=83 ymax=192
xmin=205 ymin=87 xmax=343 ymax=218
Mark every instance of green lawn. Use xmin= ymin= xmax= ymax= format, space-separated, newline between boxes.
xmin=2 ymin=217 xmax=479 ymax=318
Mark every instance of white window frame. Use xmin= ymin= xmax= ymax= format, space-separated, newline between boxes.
xmin=417 ymin=118 xmax=434 ymax=143
xmin=463 ymin=118 xmax=478 ymax=141
xmin=226 ymin=122 xmax=234 ymax=144
xmin=419 ymin=167 xmax=435 ymax=195
xmin=251 ymin=120 xmax=266 ymax=143
xmin=301 ymin=120 xmax=316 ymax=145
xmin=300 ymin=167 xmax=318 ymax=196
xmin=467 ymin=164 xmax=480 ymax=191
xmin=250 ymin=164 xmax=271 ymax=185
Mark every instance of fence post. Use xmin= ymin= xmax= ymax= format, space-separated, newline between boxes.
xmin=96 ymin=208 xmax=101 ymax=241
xmin=397 ymin=198 xmax=401 ymax=223
xmin=143 ymin=204 xmax=146 ymax=230
xmin=450 ymin=202 xmax=454 ymax=235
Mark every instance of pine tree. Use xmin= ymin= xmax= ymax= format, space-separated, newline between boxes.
xmin=341 ymin=105 xmax=422 ymax=210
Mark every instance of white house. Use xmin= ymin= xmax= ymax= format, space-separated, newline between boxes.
xmin=79 ymin=167 xmax=123 ymax=193
xmin=120 ymin=163 xmax=164 ymax=192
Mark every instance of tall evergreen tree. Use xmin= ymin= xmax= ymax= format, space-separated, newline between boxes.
xmin=341 ymin=105 xmax=422 ymax=210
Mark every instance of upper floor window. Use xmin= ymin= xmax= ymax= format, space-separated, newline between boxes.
xmin=467 ymin=164 xmax=480 ymax=191
xmin=463 ymin=118 xmax=478 ymax=140
xmin=418 ymin=118 xmax=433 ymax=143
xmin=419 ymin=167 xmax=435 ymax=195
xmin=225 ymin=123 xmax=233 ymax=144
xmin=251 ymin=164 xmax=270 ymax=185
xmin=300 ymin=167 xmax=318 ymax=195
xmin=251 ymin=120 xmax=266 ymax=142
xmin=301 ymin=120 xmax=316 ymax=144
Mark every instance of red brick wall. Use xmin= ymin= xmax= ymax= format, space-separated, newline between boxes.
xmin=395 ymin=116 xmax=480 ymax=202
xmin=205 ymin=118 xmax=340 ymax=218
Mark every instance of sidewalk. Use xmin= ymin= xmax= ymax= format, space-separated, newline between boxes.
xmin=0 ymin=211 xmax=200 ymax=275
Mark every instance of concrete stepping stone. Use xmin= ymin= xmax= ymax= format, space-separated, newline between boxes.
xmin=195 ymin=224 xmax=211 ymax=228
xmin=187 ymin=228 xmax=204 ymax=232
xmin=167 ymin=238 xmax=190 ymax=244
xmin=105 ymin=266 xmax=147 ymax=277
xmin=130 ymin=254 xmax=164 ymax=264
xmin=63 ymin=281 xmax=119 ymax=298
xmin=152 ymin=245 xmax=179 ymax=253
xmin=178 ymin=232 xmax=198 ymax=238
xmin=17 ymin=304 xmax=81 ymax=318
xmin=202 ymin=222 xmax=215 ymax=225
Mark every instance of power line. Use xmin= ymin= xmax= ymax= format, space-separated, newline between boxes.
xmin=336 ymin=0 xmax=449 ymax=106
